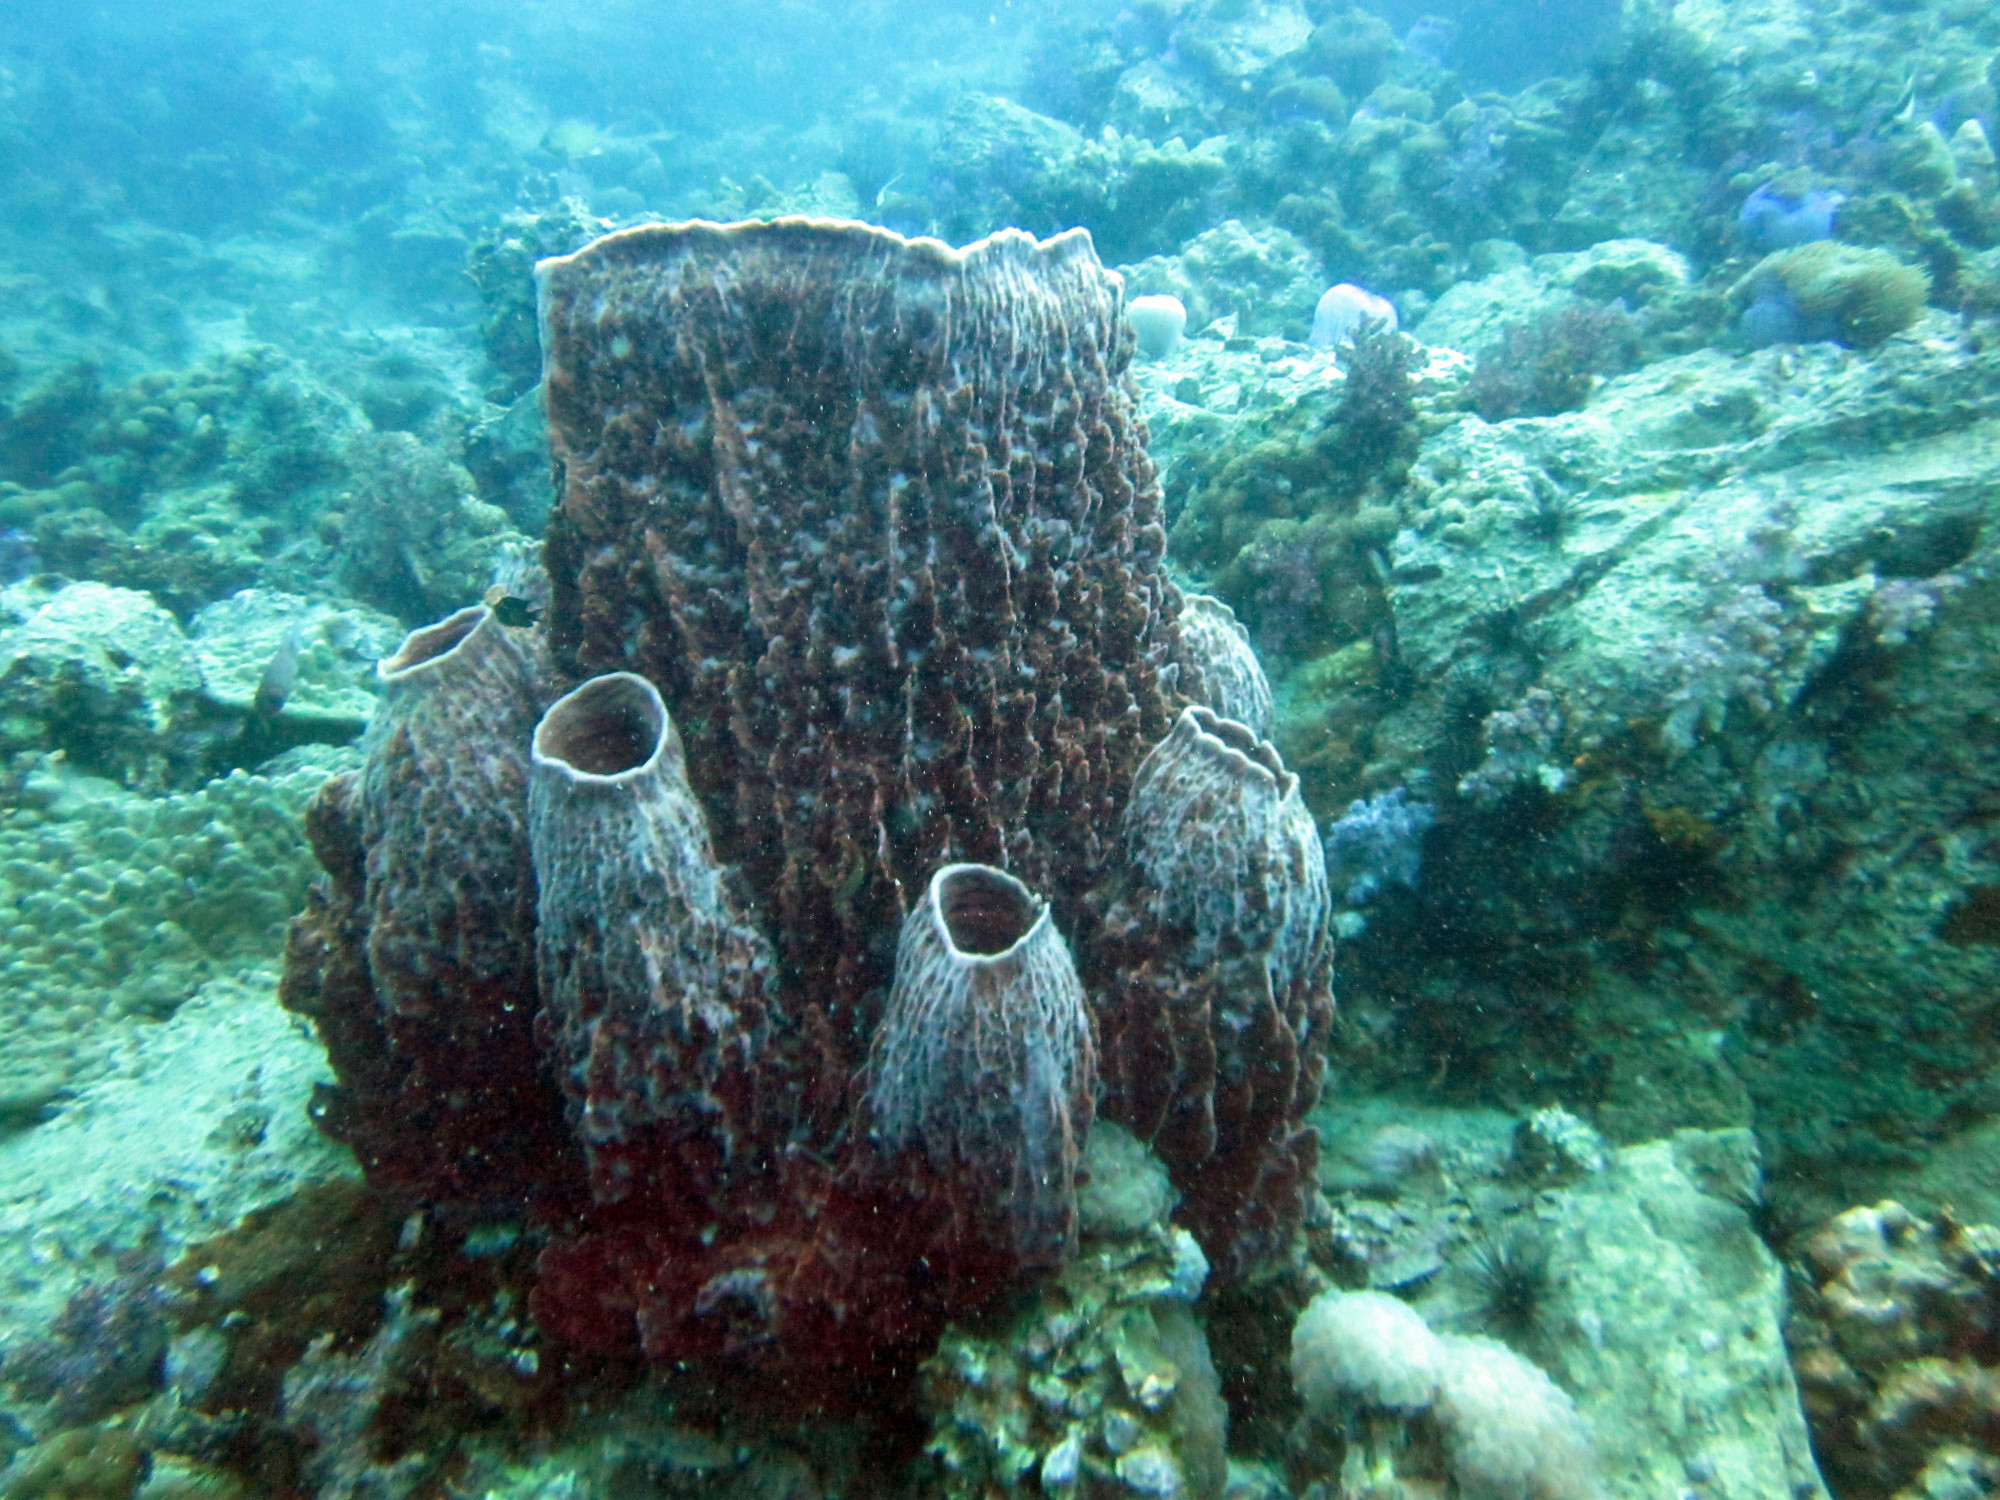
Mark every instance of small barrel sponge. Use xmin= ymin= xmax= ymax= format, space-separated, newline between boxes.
xmin=1103 ymin=705 xmax=1334 ymax=1271
xmin=1310 ymin=283 xmax=1398 ymax=351
xmin=1291 ymin=1289 xmax=1447 ymax=1415
xmin=1128 ymin=293 xmax=1190 ymax=359
xmin=529 ymin=671 xmax=782 ymax=1204
xmin=1122 ymin=706 xmax=1330 ymax=995
xmin=1435 ymin=1335 xmax=1601 ymax=1500
xmin=359 ymin=604 xmax=545 ymax=1020
xmin=866 ymin=863 xmax=1096 ymax=1265
xmin=1173 ymin=594 xmax=1274 ymax=741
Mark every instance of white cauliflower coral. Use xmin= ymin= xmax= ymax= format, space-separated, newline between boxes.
xmin=1291 ymin=1289 xmax=1602 ymax=1500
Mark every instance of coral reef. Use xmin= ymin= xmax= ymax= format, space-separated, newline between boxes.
xmin=0 ymin=755 xmax=337 ymax=1118
xmin=917 ymin=1125 xmax=1226 ymax=1500
xmin=1735 ymin=243 xmax=1933 ymax=350
xmin=0 ymin=1275 xmax=168 ymax=1427
xmin=1467 ymin=302 xmax=1638 ymax=421
xmin=1290 ymin=1288 xmax=1600 ymax=1500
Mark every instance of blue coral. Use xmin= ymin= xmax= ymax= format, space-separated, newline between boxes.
xmin=1737 ymin=182 xmax=1840 ymax=251
xmin=1323 ymin=787 xmax=1436 ymax=907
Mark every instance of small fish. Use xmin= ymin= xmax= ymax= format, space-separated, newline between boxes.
xmin=251 ymin=624 xmax=306 ymax=719
xmin=540 ymin=119 xmax=604 ymax=159
xmin=484 ymin=586 xmax=542 ymax=628
xmin=1403 ymin=14 xmax=1458 ymax=69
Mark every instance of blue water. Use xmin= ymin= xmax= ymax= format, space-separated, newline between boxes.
xmin=1 ymin=0 xmax=1995 ymax=1495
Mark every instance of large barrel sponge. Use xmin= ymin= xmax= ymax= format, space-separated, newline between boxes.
xmin=1100 ymin=705 xmax=1334 ymax=1271
xmin=535 ymin=216 xmax=1181 ymax=1071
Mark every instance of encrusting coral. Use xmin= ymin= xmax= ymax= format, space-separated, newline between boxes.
xmin=281 ymin=216 xmax=1335 ymax=1387
xmin=1790 ymin=1201 xmax=2000 ymax=1498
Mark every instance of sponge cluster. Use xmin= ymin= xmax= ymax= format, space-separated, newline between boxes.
xmin=0 ymin=758 xmax=336 ymax=1115
xmin=1291 ymin=1289 xmax=1601 ymax=1500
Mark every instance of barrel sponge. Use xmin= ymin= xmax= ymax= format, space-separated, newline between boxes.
xmin=1173 ymin=594 xmax=1274 ymax=741
xmin=359 ymin=603 xmax=545 ymax=1021
xmin=1291 ymin=1289 xmax=1446 ymax=1415
xmin=1435 ymin=1335 xmax=1600 ymax=1500
xmin=1102 ymin=704 xmax=1334 ymax=1271
xmin=528 ymin=671 xmax=782 ymax=1201
xmin=866 ymin=863 xmax=1096 ymax=1265
xmin=1122 ymin=705 xmax=1330 ymax=994
xmin=535 ymin=216 xmax=1179 ymax=1069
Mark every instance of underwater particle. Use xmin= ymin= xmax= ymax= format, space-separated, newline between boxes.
xmin=1461 ymin=1223 xmax=1556 ymax=1338
xmin=1737 ymin=181 xmax=1841 ymax=251
xmin=1310 ymin=283 xmax=1398 ymax=351
xmin=1128 ymin=294 xmax=1189 ymax=360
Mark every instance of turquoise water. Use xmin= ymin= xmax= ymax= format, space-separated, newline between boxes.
xmin=0 ymin=2 xmax=1996 ymax=1496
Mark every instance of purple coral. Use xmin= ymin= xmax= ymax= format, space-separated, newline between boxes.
xmin=1738 ymin=181 xmax=1841 ymax=250
xmin=1868 ymin=574 xmax=1961 ymax=647
xmin=1661 ymin=585 xmax=1785 ymax=752
xmin=1458 ymin=689 xmax=1569 ymax=804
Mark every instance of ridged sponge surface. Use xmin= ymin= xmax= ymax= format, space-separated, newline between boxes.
xmin=536 ymin=218 xmax=1180 ymax=1065
xmin=866 ymin=863 xmax=1095 ymax=1264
